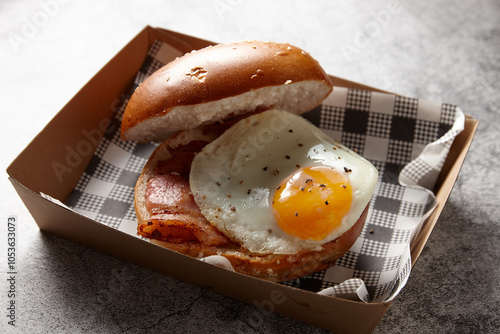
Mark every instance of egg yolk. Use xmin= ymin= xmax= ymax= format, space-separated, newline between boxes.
xmin=272 ymin=166 xmax=352 ymax=241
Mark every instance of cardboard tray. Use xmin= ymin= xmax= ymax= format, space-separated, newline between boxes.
xmin=7 ymin=26 xmax=478 ymax=333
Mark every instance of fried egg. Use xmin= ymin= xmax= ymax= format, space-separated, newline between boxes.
xmin=189 ymin=109 xmax=378 ymax=254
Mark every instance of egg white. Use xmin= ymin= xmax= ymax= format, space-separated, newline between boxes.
xmin=189 ymin=109 xmax=378 ymax=254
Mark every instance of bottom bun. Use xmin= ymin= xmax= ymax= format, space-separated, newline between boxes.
xmin=151 ymin=205 xmax=368 ymax=282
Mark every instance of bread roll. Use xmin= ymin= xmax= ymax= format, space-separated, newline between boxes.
xmin=121 ymin=40 xmax=333 ymax=142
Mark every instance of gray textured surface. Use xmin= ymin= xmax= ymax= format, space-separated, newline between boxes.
xmin=1 ymin=1 xmax=499 ymax=333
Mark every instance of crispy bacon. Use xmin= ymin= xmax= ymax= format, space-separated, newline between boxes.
xmin=138 ymin=213 xmax=231 ymax=246
xmin=140 ymin=111 xmax=273 ymax=247
xmin=145 ymin=173 xmax=199 ymax=215
xmin=142 ymin=158 xmax=232 ymax=247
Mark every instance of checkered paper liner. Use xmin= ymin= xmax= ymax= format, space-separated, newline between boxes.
xmin=63 ymin=40 xmax=465 ymax=303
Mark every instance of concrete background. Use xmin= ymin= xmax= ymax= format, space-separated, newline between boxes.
xmin=1 ymin=0 xmax=499 ymax=333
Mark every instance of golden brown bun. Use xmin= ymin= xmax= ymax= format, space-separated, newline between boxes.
xmin=121 ymin=40 xmax=333 ymax=142
xmin=135 ymin=125 xmax=367 ymax=282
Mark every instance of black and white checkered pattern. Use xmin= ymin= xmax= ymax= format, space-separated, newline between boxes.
xmin=296 ymin=86 xmax=463 ymax=302
xmin=367 ymin=113 xmax=392 ymax=138
xmin=64 ymin=40 xmax=464 ymax=303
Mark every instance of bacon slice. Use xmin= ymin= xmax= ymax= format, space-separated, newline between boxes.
xmin=140 ymin=145 xmax=232 ymax=247
xmin=145 ymin=173 xmax=199 ymax=216
xmin=139 ymin=112 xmax=273 ymax=248
xmin=138 ymin=213 xmax=230 ymax=246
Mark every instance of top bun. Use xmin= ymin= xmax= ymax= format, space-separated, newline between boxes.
xmin=121 ymin=40 xmax=333 ymax=143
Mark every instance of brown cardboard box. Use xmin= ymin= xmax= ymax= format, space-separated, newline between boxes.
xmin=6 ymin=26 xmax=478 ymax=333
